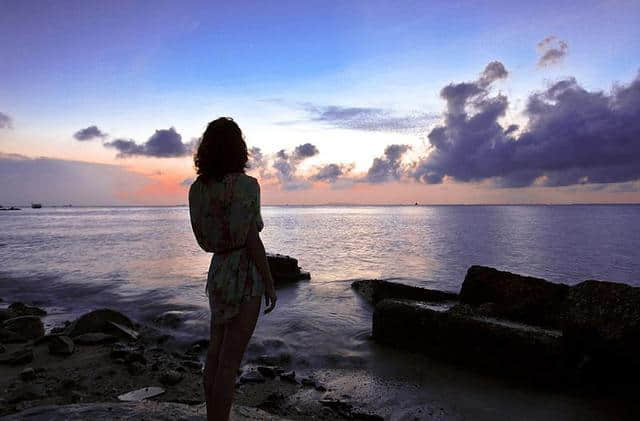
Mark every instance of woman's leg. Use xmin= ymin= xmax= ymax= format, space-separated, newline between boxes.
xmin=204 ymin=321 xmax=225 ymax=407
xmin=207 ymin=296 xmax=261 ymax=421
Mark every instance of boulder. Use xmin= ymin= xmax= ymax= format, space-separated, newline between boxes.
xmin=267 ymin=253 xmax=311 ymax=285
xmin=0 ymin=347 xmax=34 ymax=365
xmin=8 ymin=302 xmax=47 ymax=317
xmin=74 ymin=332 xmax=119 ymax=345
xmin=65 ymin=309 xmax=134 ymax=337
xmin=0 ymin=308 xmax=17 ymax=323
xmin=3 ymin=315 xmax=45 ymax=339
xmin=0 ymin=326 xmax=27 ymax=343
xmin=352 ymin=279 xmax=458 ymax=305
xmin=372 ymin=299 xmax=565 ymax=383
xmin=459 ymin=265 xmax=569 ymax=328
xmin=49 ymin=335 xmax=75 ymax=355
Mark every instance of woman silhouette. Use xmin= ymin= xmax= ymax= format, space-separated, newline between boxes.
xmin=189 ymin=117 xmax=277 ymax=420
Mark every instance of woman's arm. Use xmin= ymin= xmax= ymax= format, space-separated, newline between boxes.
xmin=246 ymin=221 xmax=277 ymax=314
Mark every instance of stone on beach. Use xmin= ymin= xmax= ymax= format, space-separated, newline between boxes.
xmin=0 ymin=348 xmax=34 ymax=365
xmin=65 ymin=309 xmax=135 ymax=338
xmin=159 ymin=369 xmax=183 ymax=385
xmin=2 ymin=316 xmax=45 ymax=340
xmin=267 ymin=253 xmax=311 ymax=285
xmin=74 ymin=332 xmax=118 ymax=345
xmin=48 ymin=335 xmax=75 ymax=355
xmin=352 ymin=279 xmax=458 ymax=305
xmin=8 ymin=302 xmax=47 ymax=317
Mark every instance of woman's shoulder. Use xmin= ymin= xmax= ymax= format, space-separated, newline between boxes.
xmin=235 ymin=173 xmax=260 ymax=189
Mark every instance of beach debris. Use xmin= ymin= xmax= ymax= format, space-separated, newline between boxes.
xmin=8 ymin=302 xmax=47 ymax=317
xmin=74 ymin=332 xmax=118 ymax=345
xmin=0 ymin=348 xmax=34 ymax=365
xmin=48 ymin=335 xmax=75 ymax=356
xmin=106 ymin=321 xmax=139 ymax=341
xmin=159 ymin=369 xmax=183 ymax=385
xmin=117 ymin=386 xmax=165 ymax=402
xmin=20 ymin=367 xmax=36 ymax=381
xmin=65 ymin=308 xmax=134 ymax=337
xmin=279 ymin=370 xmax=297 ymax=384
xmin=3 ymin=316 xmax=45 ymax=340
xmin=239 ymin=369 xmax=266 ymax=384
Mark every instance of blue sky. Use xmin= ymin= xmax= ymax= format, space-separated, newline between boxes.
xmin=1 ymin=0 xmax=639 ymax=204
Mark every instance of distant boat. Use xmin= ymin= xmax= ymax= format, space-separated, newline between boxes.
xmin=31 ymin=203 xmax=42 ymax=209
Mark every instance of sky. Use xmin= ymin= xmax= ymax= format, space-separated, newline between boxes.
xmin=1 ymin=0 xmax=639 ymax=205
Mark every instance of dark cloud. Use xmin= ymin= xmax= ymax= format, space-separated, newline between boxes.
xmin=271 ymin=143 xmax=320 ymax=190
xmin=311 ymin=163 xmax=353 ymax=183
xmin=366 ymin=144 xmax=411 ymax=183
xmin=412 ymin=62 xmax=640 ymax=187
xmin=104 ymin=127 xmax=193 ymax=158
xmin=537 ymin=36 xmax=568 ymax=67
xmin=293 ymin=143 xmax=319 ymax=160
xmin=303 ymin=104 xmax=437 ymax=132
xmin=0 ymin=112 xmax=12 ymax=129
xmin=73 ymin=125 xmax=107 ymax=141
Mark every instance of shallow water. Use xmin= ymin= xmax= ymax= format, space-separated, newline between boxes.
xmin=1 ymin=205 xmax=639 ymax=419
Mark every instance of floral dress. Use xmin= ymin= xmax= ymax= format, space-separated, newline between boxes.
xmin=188 ymin=173 xmax=264 ymax=324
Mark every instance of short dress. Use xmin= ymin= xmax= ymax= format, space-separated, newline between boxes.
xmin=188 ymin=173 xmax=265 ymax=324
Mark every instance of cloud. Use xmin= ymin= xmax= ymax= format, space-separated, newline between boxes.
xmin=366 ymin=144 xmax=411 ymax=183
xmin=310 ymin=163 xmax=354 ymax=183
xmin=412 ymin=62 xmax=640 ymax=187
xmin=73 ymin=125 xmax=108 ymax=141
xmin=270 ymin=142 xmax=320 ymax=190
xmin=0 ymin=152 xmax=151 ymax=205
xmin=301 ymin=104 xmax=437 ymax=132
xmin=0 ymin=112 xmax=13 ymax=129
xmin=537 ymin=36 xmax=568 ymax=67
xmin=293 ymin=142 xmax=319 ymax=160
xmin=104 ymin=127 xmax=193 ymax=158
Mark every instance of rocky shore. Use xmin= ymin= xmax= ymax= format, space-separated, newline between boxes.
xmin=353 ymin=266 xmax=640 ymax=391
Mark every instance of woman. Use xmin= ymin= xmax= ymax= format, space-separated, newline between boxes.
xmin=188 ymin=117 xmax=277 ymax=420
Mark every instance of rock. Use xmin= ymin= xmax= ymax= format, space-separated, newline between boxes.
xmin=561 ymin=280 xmax=640 ymax=382
xmin=257 ymin=392 xmax=285 ymax=413
xmin=106 ymin=321 xmax=139 ymax=340
xmin=153 ymin=311 xmax=185 ymax=329
xmin=257 ymin=365 xmax=277 ymax=378
xmin=74 ymin=332 xmax=119 ymax=345
xmin=159 ymin=369 xmax=183 ymax=385
xmin=110 ymin=345 xmax=146 ymax=364
xmin=190 ymin=338 xmax=209 ymax=353
xmin=0 ymin=308 xmax=17 ymax=323
xmin=352 ymin=279 xmax=458 ymax=305
xmin=0 ymin=348 xmax=34 ymax=365
xmin=0 ymin=343 xmax=5 ymax=353
xmin=7 ymin=383 xmax=47 ymax=403
xmin=3 ymin=315 xmax=45 ymax=339
xmin=459 ymin=265 xmax=570 ymax=328
xmin=65 ymin=309 xmax=134 ymax=337
xmin=48 ymin=335 xmax=75 ymax=355
xmin=117 ymin=386 xmax=165 ymax=402
xmin=0 ymin=326 xmax=27 ymax=343
xmin=372 ymin=298 xmax=565 ymax=383
xmin=239 ymin=369 xmax=265 ymax=384
xmin=181 ymin=360 xmax=202 ymax=370
xmin=279 ymin=370 xmax=297 ymax=384
xmin=300 ymin=377 xmax=316 ymax=387
xmin=20 ymin=367 xmax=37 ymax=381
xmin=267 ymin=253 xmax=311 ymax=285
xmin=8 ymin=302 xmax=47 ymax=317
xmin=352 ymin=412 xmax=385 ymax=420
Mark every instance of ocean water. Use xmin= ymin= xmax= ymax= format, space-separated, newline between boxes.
xmin=1 ymin=205 xmax=640 ymax=419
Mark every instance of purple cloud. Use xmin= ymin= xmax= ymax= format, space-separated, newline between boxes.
xmin=73 ymin=125 xmax=108 ymax=141
xmin=104 ymin=127 xmax=193 ymax=158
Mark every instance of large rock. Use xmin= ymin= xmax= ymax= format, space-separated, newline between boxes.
xmin=8 ymin=302 xmax=47 ymax=316
xmin=459 ymin=265 xmax=569 ymax=328
xmin=561 ymin=280 xmax=640 ymax=382
xmin=372 ymin=299 xmax=565 ymax=383
xmin=267 ymin=253 xmax=311 ymax=285
xmin=48 ymin=335 xmax=75 ymax=355
xmin=352 ymin=279 xmax=457 ymax=305
xmin=65 ymin=309 xmax=135 ymax=337
xmin=3 ymin=315 xmax=45 ymax=339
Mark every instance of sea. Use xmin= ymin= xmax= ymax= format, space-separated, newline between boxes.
xmin=1 ymin=205 xmax=639 ymax=420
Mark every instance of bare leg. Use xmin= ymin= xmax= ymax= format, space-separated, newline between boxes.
xmin=207 ymin=296 xmax=261 ymax=421
xmin=204 ymin=321 xmax=225 ymax=408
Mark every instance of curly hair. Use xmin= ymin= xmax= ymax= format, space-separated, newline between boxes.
xmin=194 ymin=117 xmax=248 ymax=181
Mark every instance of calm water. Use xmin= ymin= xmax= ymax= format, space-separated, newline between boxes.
xmin=1 ymin=205 xmax=639 ymax=419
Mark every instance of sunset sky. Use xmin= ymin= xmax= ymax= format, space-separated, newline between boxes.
xmin=1 ymin=0 xmax=639 ymax=205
